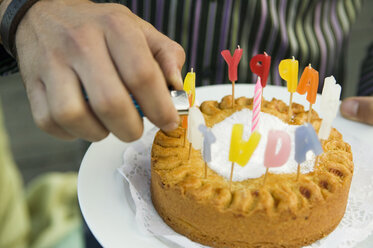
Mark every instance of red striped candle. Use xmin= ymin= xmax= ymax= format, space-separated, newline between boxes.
xmin=251 ymin=77 xmax=262 ymax=133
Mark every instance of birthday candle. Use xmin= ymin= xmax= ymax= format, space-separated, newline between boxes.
xmin=229 ymin=124 xmax=261 ymax=167
xmin=182 ymin=117 xmax=188 ymax=129
xmin=251 ymin=77 xmax=262 ymax=133
xmin=279 ymin=58 xmax=299 ymax=119
xmin=198 ymin=124 xmax=216 ymax=163
xmin=264 ymin=130 xmax=291 ymax=168
xmin=279 ymin=58 xmax=299 ymax=93
xmin=183 ymin=69 xmax=196 ymax=106
xmin=250 ymin=53 xmax=271 ymax=88
xmin=221 ymin=46 xmax=243 ymax=107
xmin=319 ymin=76 xmax=342 ymax=140
xmin=295 ymin=124 xmax=323 ymax=165
xmin=187 ymin=107 xmax=205 ymax=150
xmin=296 ymin=65 xmax=319 ymax=105
xmin=297 ymin=65 xmax=319 ymax=122
xmin=182 ymin=69 xmax=195 ymax=131
xmin=221 ymin=46 xmax=243 ymax=82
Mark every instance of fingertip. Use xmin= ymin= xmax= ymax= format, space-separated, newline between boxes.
xmin=161 ymin=120 xmax=179 ymax=132
xmin=340 ymin=97 xmax=373 ymax=125
xmin=340 ymin=98 xmax=358 ymax=119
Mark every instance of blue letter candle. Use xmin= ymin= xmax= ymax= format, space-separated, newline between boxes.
xmin=295 ymin=124 xmax=323 ymax=164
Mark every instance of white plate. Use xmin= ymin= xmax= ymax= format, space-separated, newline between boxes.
xmin=78 ymin=85 xmax=373 ymax=248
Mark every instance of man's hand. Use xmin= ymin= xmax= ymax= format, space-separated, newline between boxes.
xmin=10 ymin=0 xmax=185 ymax=142
xmin=340 ymin=97 xmax=373 ymax=125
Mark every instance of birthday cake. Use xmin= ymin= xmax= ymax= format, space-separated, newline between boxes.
xmin=150 ymin=96 xmax=353 ymax=248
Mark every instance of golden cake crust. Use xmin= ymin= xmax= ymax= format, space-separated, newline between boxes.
xmin=151 ymin=96 xmax=353 ymax=248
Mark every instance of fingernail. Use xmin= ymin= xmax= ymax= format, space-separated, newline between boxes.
xmin=340 ymin=99 xmax=359 ymax=118
xmin=161 ymin=122 xmax=179 ymax=132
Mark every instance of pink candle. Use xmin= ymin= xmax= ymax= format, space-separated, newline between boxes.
xmin=251 ymin=77 xmax=262 ymax=132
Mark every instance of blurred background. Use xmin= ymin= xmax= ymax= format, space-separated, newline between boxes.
xmin=0 ymin=72 xmax=89 ymax=184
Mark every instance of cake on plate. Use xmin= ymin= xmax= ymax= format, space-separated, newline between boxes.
xmin=150 ymin=95 xmax=353 ymax=248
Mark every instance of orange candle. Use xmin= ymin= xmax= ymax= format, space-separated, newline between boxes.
xmin=296 ymin=65 xmax=319 ymax=104
xmin=297 ymin=65 xmax=319 ymax=122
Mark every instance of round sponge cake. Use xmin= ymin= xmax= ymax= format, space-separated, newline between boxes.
xmin=151 ymin=96 xmax=353 ymax=248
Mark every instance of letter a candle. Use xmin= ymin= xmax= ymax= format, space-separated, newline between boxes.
xmin=182 ymin=68 xmax=196 ymax=146
xmin=221 ymin=46 xmax=243 ymax=107
xmin=228 ymin=124 xmax=261 ymax=190
xmin=263 ymin=130 xmax=291 ymax=185
xmin=279 ymin=57 xmax=299 ymax=119
xmin=297 ymin=65 xmax=319 ymax=123
xmin=295 ymin=124 xmax=323 ymax=181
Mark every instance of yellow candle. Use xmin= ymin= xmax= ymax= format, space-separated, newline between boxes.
xmin=279 ymin=58 xmax=299 ymax=93
xmin=183 ymin=69 xmax=196 ymax=106
xmin=229 ymin=124 xmax=261 ymax=167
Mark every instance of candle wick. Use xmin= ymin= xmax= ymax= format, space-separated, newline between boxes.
xmin=264 ymin=51 xmax=268 ymax=56
xmin=308 ymin=64 xmax=311 ymax=68
xmin=292 ymin=56 xmax=295 ymax=60
xmin=191 ymin=68 xmax=194 ymax=73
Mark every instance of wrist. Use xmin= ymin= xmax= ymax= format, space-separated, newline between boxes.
xmin=0 ymin=0 xmax=91 ymax=56
xmin=0 ymin=0 xmax=43 ymax=56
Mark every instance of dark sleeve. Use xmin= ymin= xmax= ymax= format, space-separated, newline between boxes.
xmin=0 ymin=45 xmax=18 ymax=76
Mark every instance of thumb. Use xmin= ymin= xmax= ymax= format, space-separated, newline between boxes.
xmin=340 ymin=97 xmax=373 ymax=125
xmin=140 ymin=22 xmax=186 ymax=90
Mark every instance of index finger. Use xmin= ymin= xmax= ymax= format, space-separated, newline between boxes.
xmin=104 ymin=22 xmax=180 ymax=131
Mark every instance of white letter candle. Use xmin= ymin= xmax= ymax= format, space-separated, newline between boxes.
xmin=319 ymin=76 xmax=341 ymax=140
xmin=187 ymin=107 xmax=205 ymax=150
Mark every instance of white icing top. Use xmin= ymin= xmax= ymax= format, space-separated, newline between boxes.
xmin=208 ymin=109 xmax=316 ymax=181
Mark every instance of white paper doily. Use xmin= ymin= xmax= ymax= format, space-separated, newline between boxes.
xmin=118 ymin=127 xmax=373 ymax=248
